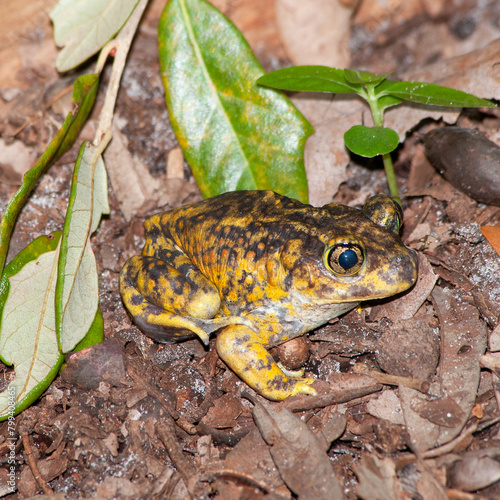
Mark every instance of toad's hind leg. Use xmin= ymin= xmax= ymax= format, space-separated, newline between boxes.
xmin=120 ymin=255 xmax=253 ymax=344
xmin=216 ymin=325 xmax=317 ymax=401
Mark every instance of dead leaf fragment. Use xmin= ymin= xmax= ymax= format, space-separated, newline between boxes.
xmin=18 ymin=455 xmax=68 ymax=497
xmin=355 ymin=454 xmax=404 ymax=500
xmin=411 ymin=396 xmax=465 ymax=428
xmin=61 ymin=339 xmax=125 ymax=390
xmin=375 ymin=305 xmax=440 ymax=380
xmin=448 ymin=454 xmax=500 ymax=492
xmin=356 ymin=454 xmax=448 ymax=500
xmin=371 ymin=252 xmax=437 ymax=322
xmin=104 ymin=123 xmax=160 ymax=221
xmin=481 ymin=226 xmax=500 ymax=258
xmin=276 ymin=0 xmax=352 ymax=68
xmin=399 ymin=286 xmax=487 ymax=452
xmin=253 ymin=399 xmax=344 ymax=499
xmin=366 ymin=390 xmax=405 ymax=426
xmin=201 ymin=393 xmax=243 ymax=429
xmin=221 ymin=427 xmax=284 ymax=493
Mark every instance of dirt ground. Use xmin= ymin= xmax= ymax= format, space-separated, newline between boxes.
xmin=2 ymin=0 xmax=500 ymax=498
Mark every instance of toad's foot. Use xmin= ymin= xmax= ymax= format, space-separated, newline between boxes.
xmin=216 ymin=325 xmax=317 ymax=401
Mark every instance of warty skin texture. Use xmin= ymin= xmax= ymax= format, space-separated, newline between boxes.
xmin=120 ymin=190 xmax=417 ymax=400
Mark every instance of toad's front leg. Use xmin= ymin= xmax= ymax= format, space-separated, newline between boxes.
xmin=216 ymin=325 xmax=317 ymax=401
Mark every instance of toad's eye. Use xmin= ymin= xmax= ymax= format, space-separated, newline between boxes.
xmin=326 ymin=244 xmax=364 ymax=276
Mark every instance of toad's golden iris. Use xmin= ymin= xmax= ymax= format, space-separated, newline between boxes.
xmin=120 ymin=190 xmax=417 ymax=400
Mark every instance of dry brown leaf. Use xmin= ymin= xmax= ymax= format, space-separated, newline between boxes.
xmin=448 ymin=453 xmax=500 ymax=492
xmin=355 ymin=454 xmax=405 ymax=500
xmin=275 ymin=0 xmax=352 ymax=68
xmin=366 ymin=389 xmax=405 ymax=426
xmin=222 ymin=427 xmax=285 ymax=491
xmin=104 ymin=123 xmax=160 ymax=221
xmin=0 ymin=138 xmax=36 ymax=185
xmin=375 ymin=305 xmax=440 ymax=380
xmin=0 ymin=0 xmax=58 ymax=92
xmin=481 ymin=226 xmax=500 ymax=258
xmin=18 ymin=455 xmax=69 ymax=497
xmin=399 ymin=286 xmax=487 ymax=452
xmin=356 ymin=453 xmax=449 ymax=500
xmin=200 ymin=393 xmax=243 ymax=429
xmin=253 ymin=399 xmax=344 ymax=499
xmin=371 ymin=252 xmax=438 ymax=322
xmin=292 ymin=95 xmax=354 ymax=205
xmin=488 ymin=323 xmax=500 ymax=352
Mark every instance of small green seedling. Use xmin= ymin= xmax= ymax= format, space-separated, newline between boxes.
xmin=258 ymin=66 xmax=496 ymax=200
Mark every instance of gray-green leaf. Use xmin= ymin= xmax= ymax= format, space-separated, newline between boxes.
xmin=51 ymin=0 xmax=139 ymax=71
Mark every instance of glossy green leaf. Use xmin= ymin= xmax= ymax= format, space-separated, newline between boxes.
xmin=344 ymin=125 xmax=399 ymax=158
xmin=380 ymin=81 xmax=496 ymax=108
xmin=72 ymin=308 xmax=104 ymax=352
xmin=0 ymin=74 xmax=99 ymax=278
xmin=0 ymin=233 xmax=64 ymax=419
xmin=51 ymin=0 xmax=139 ymax=71
xmin=344 ymin=69 xmax=391 ymax=85
xmin=159 ymin=0 xmax=312 ymax=202
xmin=56 ymin=142 xmax=109 ymax=353
xmin=258 ymin=66 xmax=360 ymax=94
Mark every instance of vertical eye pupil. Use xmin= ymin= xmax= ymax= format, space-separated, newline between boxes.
xmin=339 ymin=249 xmax=358 ymax=270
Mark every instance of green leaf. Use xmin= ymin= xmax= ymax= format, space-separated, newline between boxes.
xmin=377 ymin=95 xmax=404 ymax=113
xmin=54 ymin=74 xmax=100 ymax=162
xmin=258 ymin=66 xmax=360 ymax=94
xmin=0 ymin=233 xmax=64 ymax=419
xmin=344 ymin=125 xmax=399 ymax=158
xmin=56 ymin=142 xmax=109 ymax=353
xmin=344 ymin=69 xmax=391 ymax=85
xmin=51 ymin=0 xmax=139 ymax=72
xmin=158 ymin=0 xmax=312 ymax=203
xmin=72 ymin=308 xmax=104 ymax=352
xmin=0 ymin=74 xmax=99 ymax=278
xmin=380 ymin=81 xmax=496 ymax=108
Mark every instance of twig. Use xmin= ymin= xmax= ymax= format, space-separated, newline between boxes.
xmin=21 ymin=433 xmax=53 ymax=495
xmin=156 ymin=420 xmax=197 ymax=499
xmin=93 ymin=0 xmax=149 ymax=145
xmin=352 ymin=363 xmax=430 ymax=393
xmin=201 ymin=468 xmax=270 ymax=493
xmin=420 ymin=421 xmax=478 ymax=459
xmin=12 ymin=84 xmax=73 ymax=137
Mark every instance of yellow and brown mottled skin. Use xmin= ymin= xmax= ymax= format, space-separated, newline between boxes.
xmin=120 ymin=190 xmax=418 ymax=401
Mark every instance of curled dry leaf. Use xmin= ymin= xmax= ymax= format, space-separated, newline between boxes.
xmin=221 ymin=428 xmax=284 ymax=493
